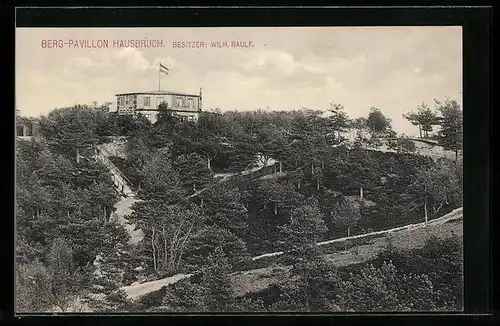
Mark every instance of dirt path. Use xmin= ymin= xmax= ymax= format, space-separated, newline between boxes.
xmin=120 ymin=207 xmax=463 ymax=300
xmin=231 ymin=215 xmax=463 ymax=297
xmin=252 ymin=207 xmax=463 ymax=260
xmin=112 ymin=195 xmax=144 ymax=245
xmin=121 ymin=273 xmax=193 ymax=300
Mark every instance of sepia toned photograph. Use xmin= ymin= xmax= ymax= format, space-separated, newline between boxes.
xmin=15 ymin=26 xmax=463 ymax=313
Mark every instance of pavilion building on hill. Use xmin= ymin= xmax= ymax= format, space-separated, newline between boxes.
xmin=115 ymin=89 xmax=202 ymax=124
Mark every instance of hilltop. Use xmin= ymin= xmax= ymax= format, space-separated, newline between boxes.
xmin=16 ymin=103 xmax=463 ymax=313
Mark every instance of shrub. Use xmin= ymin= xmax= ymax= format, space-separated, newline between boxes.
xmin=162 ymin=278 xmax=206 ymax=312
xmin=137 ymin=286 xmax=168 ymax=310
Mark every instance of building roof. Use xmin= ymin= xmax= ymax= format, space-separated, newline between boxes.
xmin=115 ymin=90 xmax=200 ymax=97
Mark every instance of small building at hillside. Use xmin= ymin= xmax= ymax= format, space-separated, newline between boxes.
xmin=115 ymin=89 xmax=202 ymax=124
xmin=16 ymin=118 xmax=40 ymax=138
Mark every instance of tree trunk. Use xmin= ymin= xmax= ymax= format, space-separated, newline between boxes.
xmin=297 ymin=179 xmax=301 ymax=190
xmin=424 ymin=198 xmax=428 ymax=225
xmin=156 ymin=247 xmax=161 ymax=274
xmin=103 ymin=206 xmax=107 ymax=224
xmin=274 ymin=203 xmax=278 ymax=215
xmin=311 ymin=163 xmax=314 ymax=175
xmin=200 ymin=198 xmax=204 ymax=208
xmin=418 ymin=125 xmax=422 ymax=138
xmin=162 ymin=226 xmax=168 ymax=270
xmin=359 ymin=187 xmax=363 ymax=201
xmin=76 ymin=147 xmax=80 ymax=164
xmin=274 ymin=164 xmax=277 ymax=173
xmin=207 ymin=157 xmax=211 ymax=170
xmin=347 ymin=226 xmax=350 ymax=237
xmin=176 ymin=220 xmax=195 ymax=270
xmin=455 ymin=148 xmax=458 ymax=163
xmin=321 ymin=160 xmax=325 ymax=170
xmin=151 ymin=227 xmax=157 ymax=271
xmin=169 ymin=227 xmax=180 ymax=272
xmin=279 ymin=161 xmax=283 ymax=173
xmin=317 ymin=178 xmax=320 ymax=191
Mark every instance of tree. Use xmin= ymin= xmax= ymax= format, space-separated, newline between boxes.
xmin=376 ymin=234 xmax=463 ymax=310
xmin=284 ymin=110 xmax=333 ymax=172
xmin=184 ymin=225 xmax=250 ymax=271
xmin=190 ymin=113 xmax=227 ymax=170
xmin=46 ymin=237 xmax=79 ymax=311
xmin=173 ymin=153 xmax=213 ymax=193
xmin=330 ymin=195 xmax=361 ymax=238
xmin=156 ymin=102 xmax=175 ymax=126
xmin=403 ymin=102 xmax=439 ymax=138
xmin=289 ymin=168 xmax=305 ymax=191
xmin=328 ymin=103 xmax=350 ymax=142
xmin=120 ymin=137 xmax=152 ymax=189
xmin=410 ymin=159 xmax=462 ymax=224
xmin=278 ymin=198 xmax=328 ymax=261
xmin=434 ymin=99 xmax=463 ymax=162
xmin=39 ymin=106 xmax=101 ymax=163
xmin=161 ymin=278 xmax=206 ymax=312
xmin=367 ymin=107 xmax=391 ymax=135
xmin=138 ymin=147 xmax=186 ymax=202
xmin=274 ymin=258 xmax=342 ymax=312
xmin=200 ymin=247 xmax=235 ymax=311
xmin=16 ymin=259 xmax=53 ymax=312
xmin=337 ymin=261 xmax=435 ymax=311
xmin=257 ymin=180 xmax=303 ymax=216
xmin=132 ymin=202 xmax=204 ymax=274
xmin=151 ymin=102 xmax=185 ymax=148
xmin=387 ymin=135 xmax=417 ymax=154
xmin=198 ymin=182 xmax=248 ymax=237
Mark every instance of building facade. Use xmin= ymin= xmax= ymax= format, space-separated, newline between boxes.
xmin=115 ymin=90 xmax=202 ymax=124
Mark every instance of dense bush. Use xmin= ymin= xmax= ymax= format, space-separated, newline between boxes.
xmin=183 ymin=225 xmax=251 ymax=271
xmin=374 ymin=234 xmax=463 ymax=310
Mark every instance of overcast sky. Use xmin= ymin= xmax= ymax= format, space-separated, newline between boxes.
xmin=16 ymin=27 xmax=462 ymax=135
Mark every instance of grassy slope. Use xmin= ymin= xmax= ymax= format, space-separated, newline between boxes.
xmin=230 ymin=214 xmax=463 ymax=298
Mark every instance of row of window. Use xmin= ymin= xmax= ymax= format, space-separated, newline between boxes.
xmin=175 ymin=114 xmax=196 ymax=122
xmin=176 ymin=97 xmax=196 ymax=108
xmin=117 ymin=95 xmax=137 ymax=106
xmin=118 ymin=106 xmax=135 ymax=110
xmin=118 ymin=95 xmax=198 ymax=109
xmin=142 ymin=96 xmax=196 ymax=108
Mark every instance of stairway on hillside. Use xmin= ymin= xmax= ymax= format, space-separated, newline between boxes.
xmin=112 ymin=196 xmax=144 ymax=245
xmin=95 ymin=145 xmax=143 ymax=245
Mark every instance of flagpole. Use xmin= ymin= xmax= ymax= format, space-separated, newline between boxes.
xmin=158 ymin=63 xmax=161 ymax=91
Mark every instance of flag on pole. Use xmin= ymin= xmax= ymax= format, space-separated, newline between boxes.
xmin=159 ymin=63 xmax=169 ymax=75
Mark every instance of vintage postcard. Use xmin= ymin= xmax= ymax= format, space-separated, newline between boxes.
xmin=15 ymin=25 xmax=464 ymax=313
